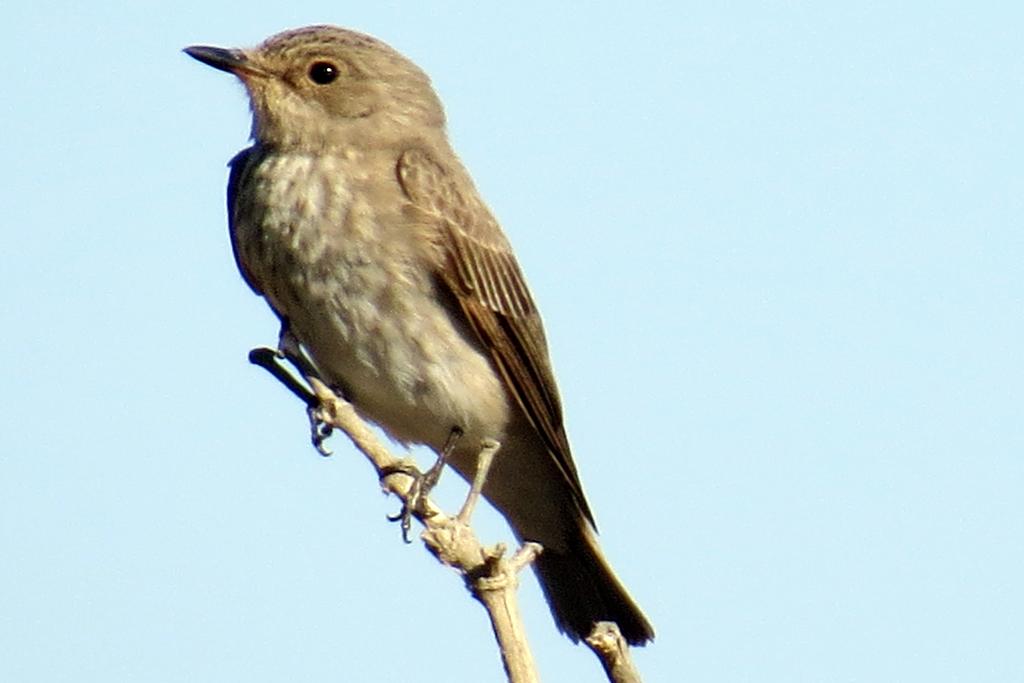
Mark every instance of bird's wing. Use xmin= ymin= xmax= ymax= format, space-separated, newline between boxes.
xmin=227 ymin=147 xmax=263 ymax=295
xmin=397 ymin=148 xmax=593 ymax=524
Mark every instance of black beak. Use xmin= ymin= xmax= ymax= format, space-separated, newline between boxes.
xmin=183 ymin=45 xmax=254 ymax=75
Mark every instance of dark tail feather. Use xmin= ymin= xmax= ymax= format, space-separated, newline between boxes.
xmin=531 ymin=526 xmax=654 ymax=646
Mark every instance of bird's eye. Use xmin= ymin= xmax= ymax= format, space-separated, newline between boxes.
xmin=308 ymin=61 xmax=339 ymax=85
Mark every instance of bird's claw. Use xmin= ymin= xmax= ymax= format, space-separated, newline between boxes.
xmin=380 ymin=461 xmax=437 ymax=543
xmin=307 ymin=405 xmax=333 ymax=456
xmin=379 ymin=428 xmax=461 ymax=542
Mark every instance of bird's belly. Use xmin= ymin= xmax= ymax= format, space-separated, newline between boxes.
xmin=236 ymin=153 xmax=511 ymax=451
xmin=298 ymin=275 xmax=511 ymax=451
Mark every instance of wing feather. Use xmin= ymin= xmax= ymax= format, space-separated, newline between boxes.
xmin=397 ymin=148 xmax=593 ymax=523
xmin=226 ymin=147 xmax=263 ymax=295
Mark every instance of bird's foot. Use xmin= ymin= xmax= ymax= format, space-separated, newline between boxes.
xmin=381 ymin=460 xmax=430 ymax=542
xmin=382 ymin=427 xmax=464 ymax=542
xmin=250 ymin=324 xmax=351 ymax=457
xmin=250 ymin=346 xmax=335 ymax=455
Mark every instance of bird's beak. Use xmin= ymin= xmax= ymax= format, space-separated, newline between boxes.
xmin=184 ymin=45 xmax=263 ymax=77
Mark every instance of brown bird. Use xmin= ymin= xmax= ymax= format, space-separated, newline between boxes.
xmin=184 ymin=25 xmax=653 ymax=645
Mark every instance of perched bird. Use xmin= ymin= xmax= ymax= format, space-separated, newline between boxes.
xmin=184 ymin=25 xmax=653 ymax=645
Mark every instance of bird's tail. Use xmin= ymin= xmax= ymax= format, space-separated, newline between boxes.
xmin=531 ymin=523 xmax=655 ymax=646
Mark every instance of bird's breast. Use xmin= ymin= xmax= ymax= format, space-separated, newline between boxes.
xmin=234 ymin=150 xmax=511 ymax=450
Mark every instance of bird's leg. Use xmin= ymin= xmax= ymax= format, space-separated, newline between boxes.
xmin=250 ymin=346 xmax=334 ymax=456
xmin=277 ymin=326 xmax=321 ymax=386
xmin=247 ymin=323 xmax=338 ymax=456
xmin=383 ymin=426 xmax=464 ymax=542
xmin=422 ymin=426 xmax=463 ymax=494
xmin=278 ymin=327 xmax=337 ymax=456
xmin=456 ymin=439 xmax=500 ymax=525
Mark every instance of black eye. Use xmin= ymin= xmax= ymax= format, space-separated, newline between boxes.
xmin=308 ymin=61 xmax=339 ymax=85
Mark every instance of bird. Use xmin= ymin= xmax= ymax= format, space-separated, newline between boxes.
xmin=184 ymin=25 xmax=654 ymax=645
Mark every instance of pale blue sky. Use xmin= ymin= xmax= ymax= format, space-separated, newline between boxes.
xmin=2 ymin=2 xmax=1022 ymax=681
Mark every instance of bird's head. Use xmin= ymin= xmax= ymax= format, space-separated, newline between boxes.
xmin=185 ymin=25 xmax=446 ymax=150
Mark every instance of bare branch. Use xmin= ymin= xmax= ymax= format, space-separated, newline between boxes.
xmin=254 ymin=354 xmax=650 ymax=682
xmin=305 ymin=375 xmax=542 ymax=683
xmin=585 ymin=622 xmax=644 ymax=683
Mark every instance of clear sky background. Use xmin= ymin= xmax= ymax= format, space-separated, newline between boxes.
xmin=2 ymin=2 xmax=1021 ymax=681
